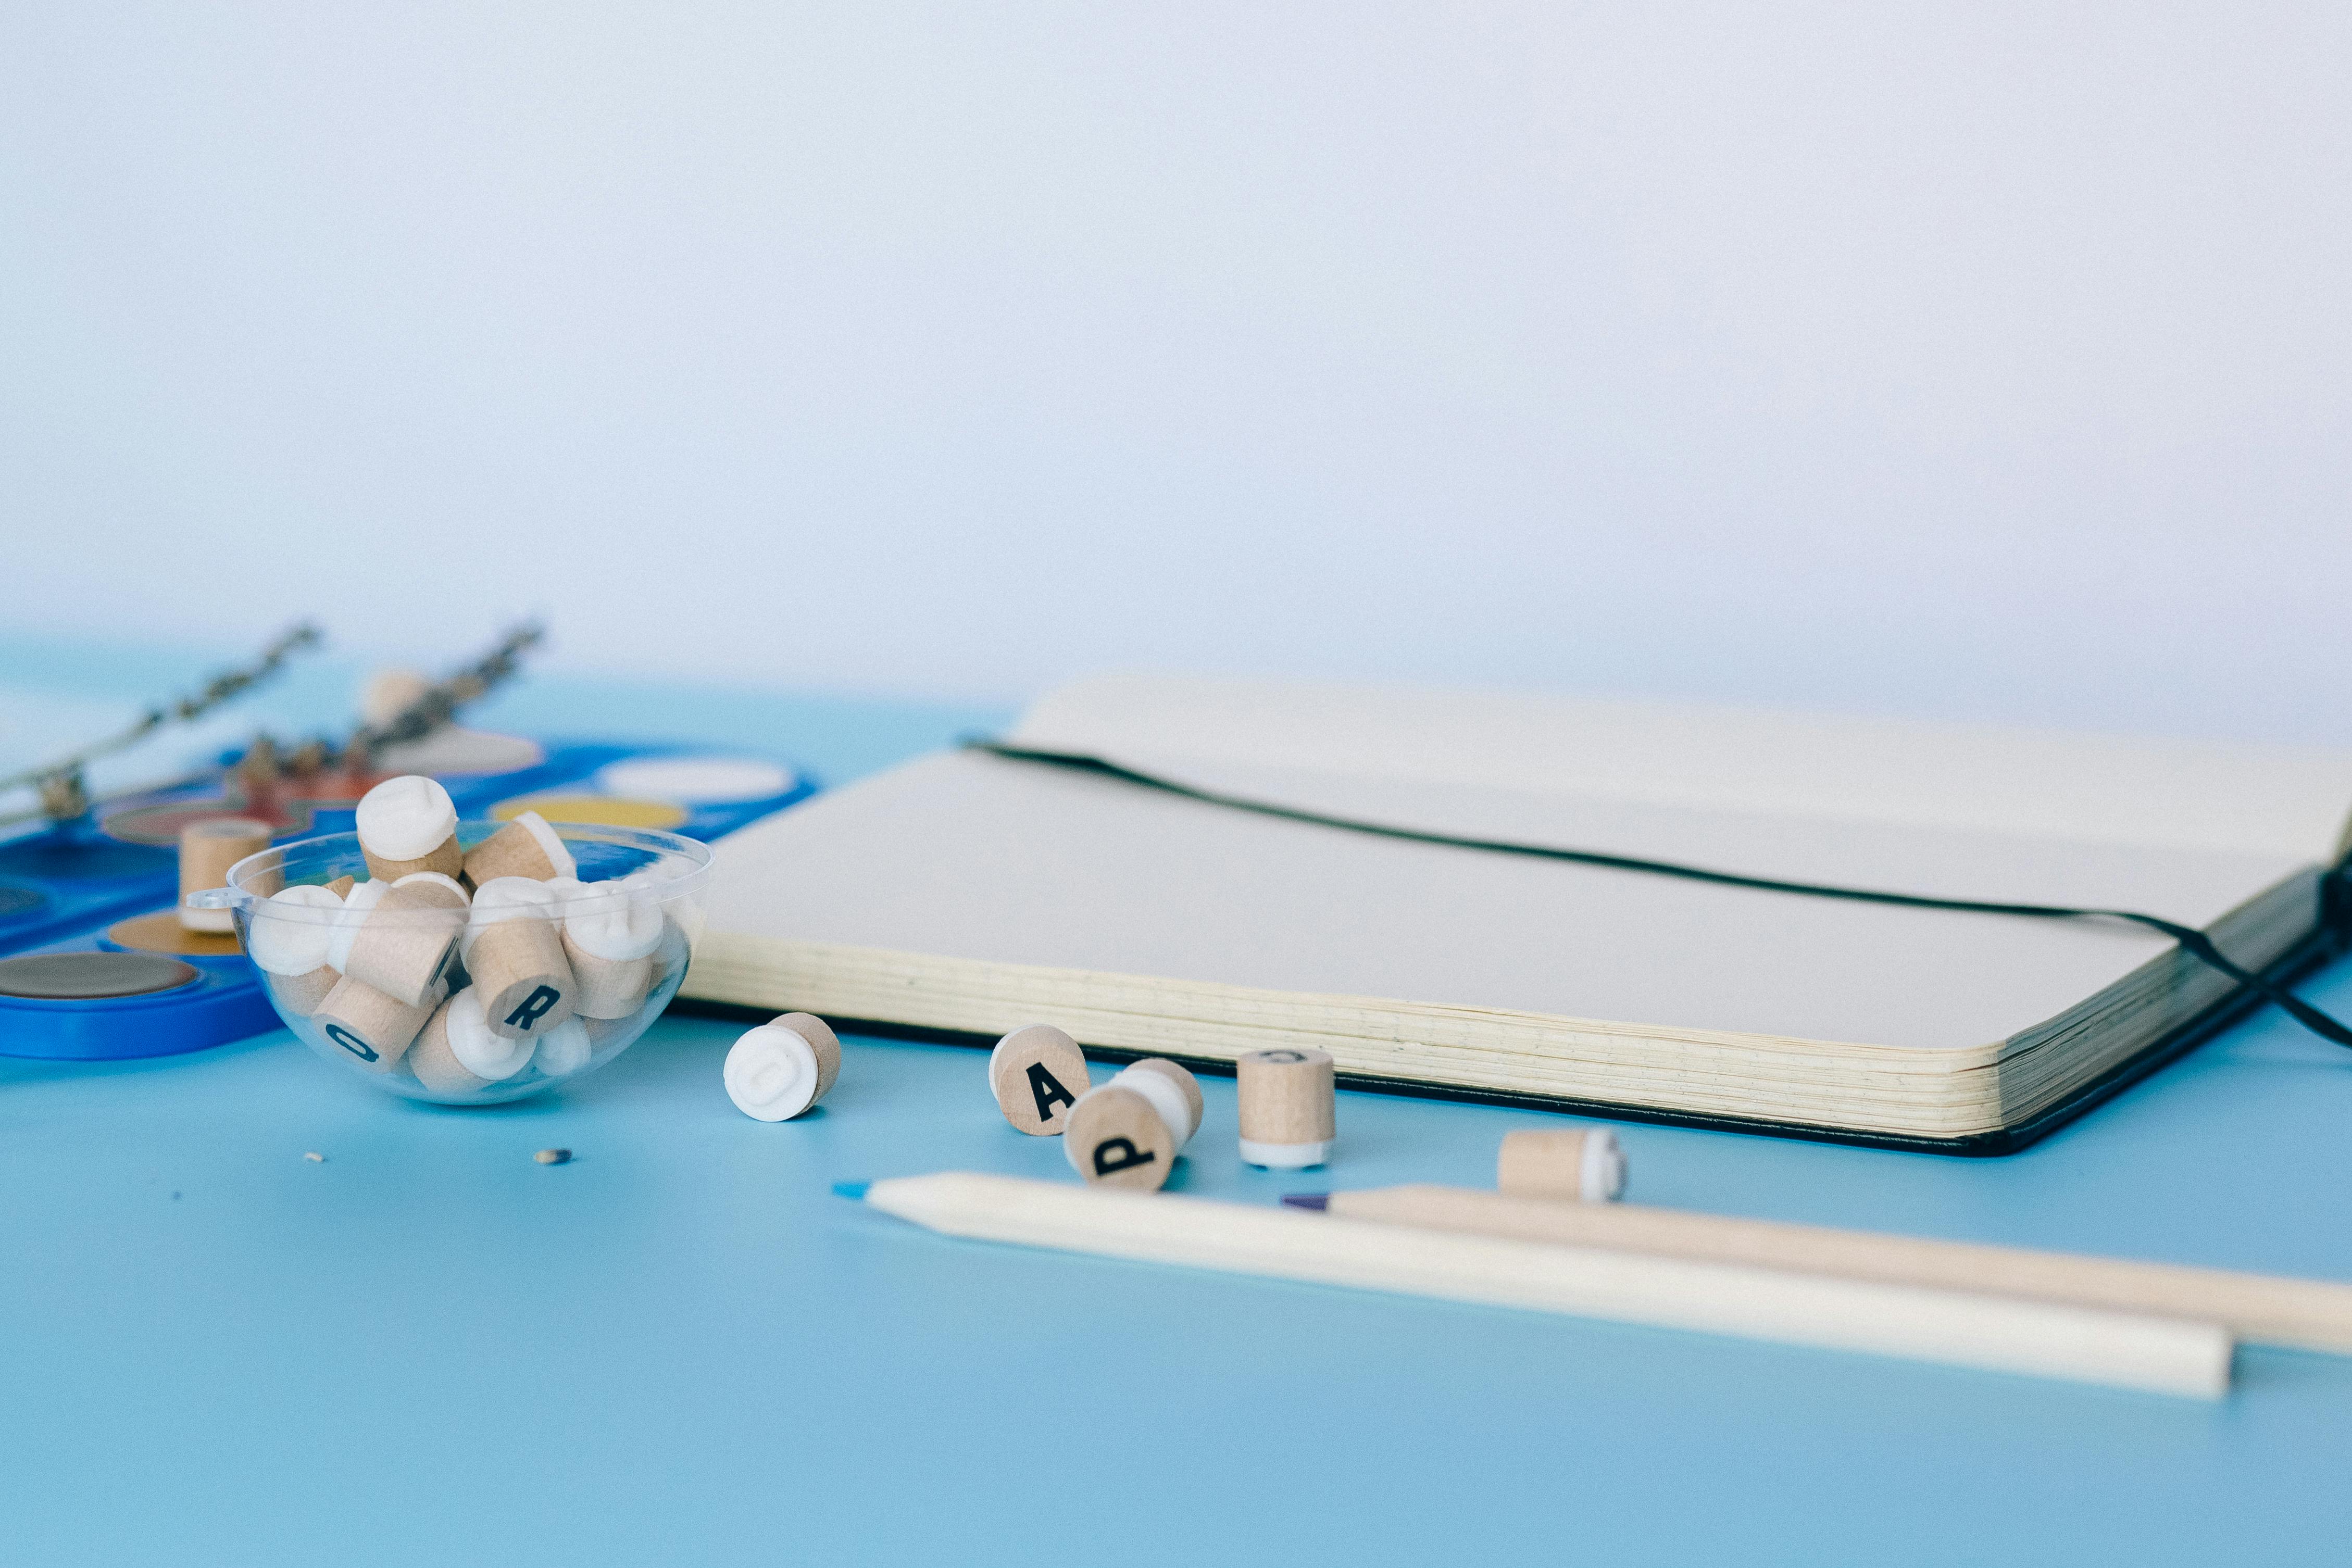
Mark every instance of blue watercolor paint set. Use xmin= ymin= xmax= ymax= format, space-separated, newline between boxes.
xmin=0 ymin=741 xmax=813 ymax=1062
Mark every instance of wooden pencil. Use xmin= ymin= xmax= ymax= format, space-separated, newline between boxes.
xmin=839 ymin=1172 xmax=2231 ymax=1398
xmin=1291 ymin=1185 xmax=2352 ymax=1357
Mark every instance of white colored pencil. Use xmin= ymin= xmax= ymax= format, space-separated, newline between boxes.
xmin=838 ymin=1172 xmax=2232 ymax=1398
xmin=1291 ymin=1185 xmax=2352 ymax=1356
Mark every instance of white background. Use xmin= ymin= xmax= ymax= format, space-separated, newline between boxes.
xmin=3 ymin=3 xmax=2346 ymax=739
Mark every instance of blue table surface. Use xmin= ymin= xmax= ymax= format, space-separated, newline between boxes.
xmin=4 ymin=650 xmax=2350 ymax=1566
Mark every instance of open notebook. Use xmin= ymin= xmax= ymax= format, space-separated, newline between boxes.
xmin=681 ymin=676 xmax=2352 ymax=1150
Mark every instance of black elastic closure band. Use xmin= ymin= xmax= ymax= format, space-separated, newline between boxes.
xmin=968 ymin=739 xmax=2352 ymax=1052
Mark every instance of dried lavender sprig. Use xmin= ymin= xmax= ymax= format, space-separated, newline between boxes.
xmin=0 ymin=624 xmax=323 ymax=820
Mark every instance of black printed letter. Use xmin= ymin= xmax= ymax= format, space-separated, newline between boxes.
xmin=504 ymin=985 xmax=560 ymax=1032
xmin=324 ymin=1023 xmax=379 ymax=1063
xmin=1027 ymin=1062 xmax=1077 ymax=1122
xmin=1092 ymin=1137 xmax=1157 ymax=1177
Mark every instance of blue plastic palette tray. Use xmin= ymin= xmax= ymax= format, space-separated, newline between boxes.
xmin=0 ymin=742 xmax=815 ymax=1061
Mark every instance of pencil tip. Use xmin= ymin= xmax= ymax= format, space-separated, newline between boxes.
xmin=831 ymin=1181 xmax=870 ymax=1200
xmin=1279 ymin=1193 xmax=1330 ymax=1211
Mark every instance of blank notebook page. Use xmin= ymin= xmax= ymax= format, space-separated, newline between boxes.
xmin=1014 ymin=675 xmax=2352 ymax=862
xmin=703 ymin=746 xmax=2310 ymax=1051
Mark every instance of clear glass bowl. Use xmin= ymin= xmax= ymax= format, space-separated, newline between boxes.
xmin=202 ymin=822 xmax=711 ymax=1105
